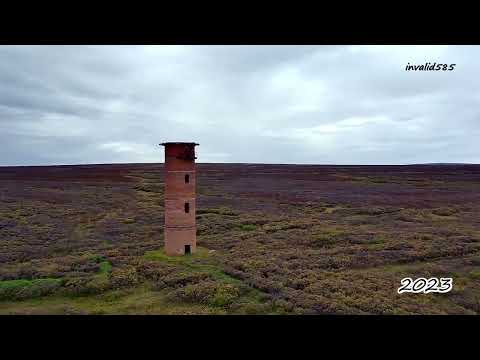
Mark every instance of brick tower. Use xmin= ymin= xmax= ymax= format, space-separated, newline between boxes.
xmin=160 ymin=142 xmax=199 ymax=256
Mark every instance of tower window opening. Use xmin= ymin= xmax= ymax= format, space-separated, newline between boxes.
xmin=184 ymin=202 xmax=190 ymax=213
xmin=185 ymin=174 xmax=190 ymax=183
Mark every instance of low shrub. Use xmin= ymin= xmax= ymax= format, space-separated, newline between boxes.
xmin=263 ymin=222 xmax=304 ymax=233
xmin=157 ymin=271 xmax=212 ymax=290
xmin=136 ymin=261 xmax=176 ymax=281
xmin=62 ymin=276 xmax=109 ymax=297
xmin=0 ymin=278 xmax=63 ymax=301
xmin=109 ymin=266 xmax=139 ymax=289
xmin=168 ymin=280 xmax=240 ymax=307
xmin=469 ymin=270 xmax=480 ymax=280
xmin=230 ymin=301 xmax=273 ymax=314
xmin=312 ymin=234 xmax=338 ymax=247
xmin=88 ymin=254 xmax=106 ymax=263
xmin=432 ymin=208 xmax=458 ymax=217
xmin=470 ymin=256 xmax=480 ymax=266
xmin=197 ymin=207 xmax=238 ymax=216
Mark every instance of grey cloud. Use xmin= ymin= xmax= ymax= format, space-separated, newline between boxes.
xmin=0 ymin=45 xmax=478 ymax=166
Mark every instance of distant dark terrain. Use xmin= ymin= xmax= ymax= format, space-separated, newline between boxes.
xmin=0 ymin=163 xmax=479 ymax=314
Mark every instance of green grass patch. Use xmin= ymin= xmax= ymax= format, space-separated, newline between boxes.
xmin=144 ymin=247 xmax=211 ymax=264
xmin=145 ymin=249 xmax=239 ymax=286
xmin=468 ymin=270 xmax=480 ymax=280
xmin=370 ymin=235 xmax=386 ymax=244
xmin=311 ymin=228 xmax=347 ymax=247
xmin=99 ymin=261 xmax=113 ymax=274
xmin=237 ymin=224 xmax=257 ymax=232
xmin=0 ymin=278 xmax=63 ymax=301
xmin=367 ymin=243 xmax=385 ymax=251
xmin=144 ymin=247 xmax=275 ymax=313
xmin=0 ymin=279 xmax=34 ymax=290
xmin=143 ymin=247 xmax=230 ymax=281
xmin=0 ymin=278 xmax=62 ymax=290
xmin=361 ymin=235 xmax=389 ymax=250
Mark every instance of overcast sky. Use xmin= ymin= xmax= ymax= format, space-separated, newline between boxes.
xmin=1 ymin=45 xmax=478 ymax=166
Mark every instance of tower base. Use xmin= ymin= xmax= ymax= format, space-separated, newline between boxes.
xmin=164 ymin=227 xmax=197 ymax=256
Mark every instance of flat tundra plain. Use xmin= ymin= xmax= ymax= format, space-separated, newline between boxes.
xmin=0 ymin=163 xmax=479 ymax=314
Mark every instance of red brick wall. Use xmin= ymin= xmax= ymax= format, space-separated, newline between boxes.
xmin=162 ymin=143 xmax=197 ymax=256
xmin=165 ymin=171 xmax=196 ymax=198
xmin=164 ymin=228 xmax=196 ymax=256
xmin=164 ymin=198 xmax=196 ymax=227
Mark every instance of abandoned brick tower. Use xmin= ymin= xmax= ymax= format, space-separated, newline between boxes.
xmin=160 ymin=142 xmax=199 ymax=256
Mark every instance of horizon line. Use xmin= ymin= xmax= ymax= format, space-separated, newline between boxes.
xmin=0 ymin=162 xmax=478 ymax=168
